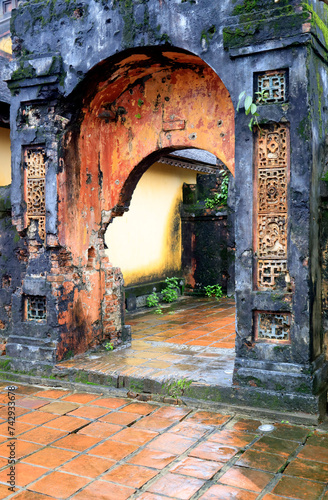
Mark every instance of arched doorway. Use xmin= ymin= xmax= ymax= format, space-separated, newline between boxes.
xmin=99 ymin=145 xmax=236 ymax=387
xmin=56 ymin=47 xmax=235 ymax=361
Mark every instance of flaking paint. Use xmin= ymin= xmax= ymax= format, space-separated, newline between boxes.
xmin=58 ymin=52 xmax=235 ymax=263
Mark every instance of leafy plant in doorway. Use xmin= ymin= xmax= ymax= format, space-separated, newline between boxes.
xmin=204 ymin=284 xmax=223 ymax=299
xmin=163 ymin=378 xmax=193 ymax=400
xmin=146 ymin=291 xmax=160 ymax=308
xmin=205 ymin=171 xmax=229 ymax=209
xmin=146 ymin=277 xmax=180 ymax=313
xmin=162 ymin=276 xmax=179 ymax=303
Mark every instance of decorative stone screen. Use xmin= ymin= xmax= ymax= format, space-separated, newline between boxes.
xmin=254 ymin=311 xmax=290 ymax=343
xmin=255 ymin=124 xmax=289 ymax=290
xmin=256 ymin=70 xmax=287 ymax=104
xmin=24 ymin=148 xmax=46 ymax=240
xmin=25 ymin=296 xmax=46 ymax=321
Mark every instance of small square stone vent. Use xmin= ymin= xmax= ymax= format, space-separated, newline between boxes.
xmin=254 ymin=311 xmax=290 ymax=343
xmin=256 ymin=70 xmax=287 ymax=104
xmin=26 ymin=296 xmax=46 ymax=321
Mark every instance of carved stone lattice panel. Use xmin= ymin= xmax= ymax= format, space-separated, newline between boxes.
xmin=258 ymin=168 xmax=287 ymax=213
xmin=258 ymin=214 xmax=287 ymax=258
xmin=27 ymin=179 xmax=46 ymax=215
xmin=255 ymin=311 xmax=290 ymax=343
xmin=24 ymin=148 xmax=46 ymax=240
xmin=27 ymin=216 xmax=46 ymax=241
xmin=258 ymin=125 xmax=287 ymax=168
xmin=25 ymin=149 xmax=46 ymax=178
xmin=258 ymin=260 xmax=287 ymax=289
xmin=26 ymin=295 xmax=46 ymax=321
xmin=257 ymin=71 xmax=286 ymax=104
xmin=255 ymin=124 xmax=289 ymax=289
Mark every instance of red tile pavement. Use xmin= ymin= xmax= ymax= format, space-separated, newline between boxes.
xmin=71 ymin=480 xmax=135 ymax=500
xmin=0 ymin=382 xmax=324 ymax=499
xmin=59 ymin=454 xmax=115 ymax=478
xmin=199 ymin=484 xmax=258 ymax=499
xmin=146 ymin=472 xmax=205 ymax=498
xmin=127 ymin=448 xmax=177 ymax=469
xmin=23 ymin=447 xmax=78 ymax=468
xmin=28 ymin=471 xmax=90 ymax=498
xmin=57 ymin=298 xmax=237 ymax=389
xmin=169 ymin=456 xmax=223 ymax=479
xmin=102 ymin=463 xmax=157 ymax=488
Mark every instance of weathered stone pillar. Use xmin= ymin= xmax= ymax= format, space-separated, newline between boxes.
xmin=5 ymin=57 xmax=64 ymax=372
xmin=225 ymin=1 xmax=328 ymax=417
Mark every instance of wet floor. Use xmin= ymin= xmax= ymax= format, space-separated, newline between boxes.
xmin=57 ymin=297 xmax=236 ymax=387
xmin=0 ymin=382 xmax=327 ymax=499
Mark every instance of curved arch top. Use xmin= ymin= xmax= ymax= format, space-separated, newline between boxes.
xmin=59 ymin=48 xmax=235 ymax=259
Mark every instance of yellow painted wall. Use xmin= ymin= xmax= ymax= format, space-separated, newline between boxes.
xmin=0 ymin=35 xmax=12 ymax=54
xmin=105 ymin=161 xmax=197 ymax=286
xmin=0 ymin=127 xmax=11 ymax=186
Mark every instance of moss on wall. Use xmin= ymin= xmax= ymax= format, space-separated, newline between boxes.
xmin=12 ymin=0 xmax=87 ymax=40
xmin=200 ymin=25 xmax=216 ymax=45
xmin=113 ymin=0 xmax=171 ymax=49
xmin=303 ymin=2 xmax=328 ymax=50
xmin=224 ymin=3 xmax=309 ymax=50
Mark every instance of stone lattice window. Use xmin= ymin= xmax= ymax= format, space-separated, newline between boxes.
xmin=256 ymin=70 xmax=287 ymax=104
xmin=26 ymin=296 xmax=46 ymax=321
xmin=258 ymin=260 xmax=288 ymax=289
xmin=255 ymin=124 xmax=289 ymax=290
xmin=24 ymin=148 xmax=46 ymax=240
xmin=254 ymin=311 xmax=290 ymax=343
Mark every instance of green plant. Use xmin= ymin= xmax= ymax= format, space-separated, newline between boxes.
xmin=205 ymin=171 xmax=229 ymax=208
xmin=162 ymin=277 xmax=179 ymax=303
xmin=147 ymin=291 xmax=160 ymax=308
xmin=162 ymin=287 xmax=178 ymax=303
xmin=104 ymin=342 xmax=114 ymax=351
xmin=164 ymin=276 xmax=179 ymax=288
xmin=204 ymin=284 xmax=223 ymax=299
xmin=163 ymin=378 xmax=193 ymax=399
xmin=237 ymin=89 xmax=268 ymax=131
xmin=129 ymin=380 xmax=143 ymax=393
xmin=63 ymin=349 xmax=74 ymax=360
xmin=147 ymin=277 xmax=179 ymax=310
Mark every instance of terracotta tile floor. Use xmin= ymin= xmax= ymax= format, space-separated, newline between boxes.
xmin=57 ymin=297 xmax=236 ymax=387
xmin=0 ymin=382 xmax=326 ymax=499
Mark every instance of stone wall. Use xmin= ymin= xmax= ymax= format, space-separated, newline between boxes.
xmin=181 ymin=172 xmax=235 ymax=294
xmin=0 ymin=186 xmax=27 ymax=342
xmin=3 ymin=0 xmax=328 ymax=415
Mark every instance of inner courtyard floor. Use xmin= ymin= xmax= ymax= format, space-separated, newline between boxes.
xmin=57 ymin=297 xmax=236 ymax=388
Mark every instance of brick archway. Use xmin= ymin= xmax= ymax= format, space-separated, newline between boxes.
xmin=56 ymin=48 xmax=235 ymax=360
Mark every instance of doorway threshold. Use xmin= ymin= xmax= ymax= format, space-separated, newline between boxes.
xmin=55 ymin=297 xmax=236 ymax=393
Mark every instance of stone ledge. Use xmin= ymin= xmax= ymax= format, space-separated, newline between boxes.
xmin=0 ymin=369 xmax=321 ymax=426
